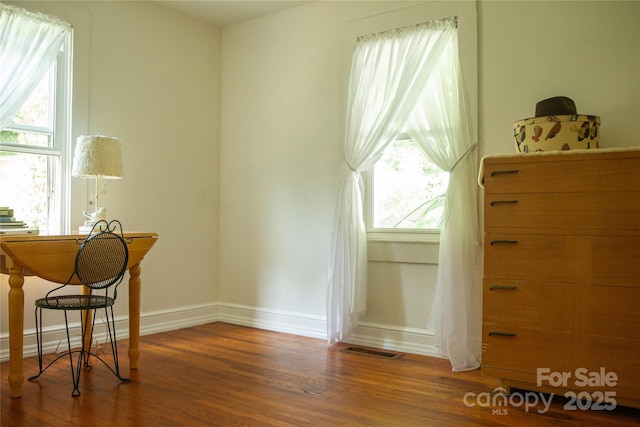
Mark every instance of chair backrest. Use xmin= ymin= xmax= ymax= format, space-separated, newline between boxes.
xmin=75 ymin=220 xmax=129 ymax=290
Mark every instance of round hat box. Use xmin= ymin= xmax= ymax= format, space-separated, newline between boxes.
xmin=513 ymin=115 xmax=600 ymax=153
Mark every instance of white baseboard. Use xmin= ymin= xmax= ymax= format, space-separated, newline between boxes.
xmin=138 ymin=302 xmax=220 ymax=336
xmin=0 ymin=303 xmax=220 ymax=362
xmin=218 ymin=302 xmax=327 ymax=339
xmin=347 ymin=321 xmax=442 ymax=358
xmin=217 ymin=304 xmax=440 ymax=358
xmin=1 ymin=302 xmax=441 ymax=361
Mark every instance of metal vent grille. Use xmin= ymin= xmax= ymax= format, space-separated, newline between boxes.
xmin=340 ymin=346 xmax=403 ymax=359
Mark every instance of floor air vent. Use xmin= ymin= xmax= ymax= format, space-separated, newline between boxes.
xmin=341 ymin=346 xmax=403 ymax=359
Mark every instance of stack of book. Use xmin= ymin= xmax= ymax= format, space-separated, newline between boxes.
xmin=0 ymin=207 xmax=39 ymax=235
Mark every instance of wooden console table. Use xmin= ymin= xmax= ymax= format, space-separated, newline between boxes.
xmin=0 ymin=231 xmax=158 ymax=398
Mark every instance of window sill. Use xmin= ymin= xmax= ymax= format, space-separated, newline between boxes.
xmin=366 ymin=229 xmax=441 ymax=244
xmin=367 ymin=231 xmax=440 ymax=264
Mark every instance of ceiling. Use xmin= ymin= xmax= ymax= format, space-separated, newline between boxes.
xmin=153 ymin=1 xmax=313 ymax=27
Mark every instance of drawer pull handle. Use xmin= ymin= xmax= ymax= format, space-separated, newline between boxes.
xmin=490 ymin=239 xmax=518 ymax=245
xmin=490 ymin=200 xmax=518 ymax=206
xmin=488 ymin=331 xmax=516 ymax=337
xmin=489 ymin=285 xmax=517 ymax=291
xmin=490 ymin=169 xmax=519 ymax=177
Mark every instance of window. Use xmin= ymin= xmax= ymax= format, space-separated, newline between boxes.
xmin=365 ymin=134 xmax=449 ymax=233
xmin=343 ymin=2 xmax=477 ymax=243
xmin=0 ymin=38 xmax=72 ymax=232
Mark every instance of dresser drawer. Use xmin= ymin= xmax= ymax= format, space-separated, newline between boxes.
xmin=482 ymin=327 xmax=574 ymax=375
xmin=484 ymin=234 xmax=574 ymax=282
xmin=483 ymin=279 xmax=573 ymax=331
xmin=591 ymin=236 xmax=640 ymax=286
xmin=484 ymin=234 xmax=640 ymax=286
xmin=485 ymin=192 xmax=640 ymax=231
xmin=583 ymin=285 xmax=640 ymax=338
xmin=578 ymin=285 xmax=640 ymax=394
xmin=483 ymin=155 xmax=640 ymax=194
xmin=582 ymin=336 xmax=640 ymax=395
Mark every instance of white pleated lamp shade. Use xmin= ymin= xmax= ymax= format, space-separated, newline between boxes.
xmin=72 ymin=134 xmax=123 ymax=179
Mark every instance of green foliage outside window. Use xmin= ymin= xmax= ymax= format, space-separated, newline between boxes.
xmin=372 ymin=138 xmax=448 ymax=230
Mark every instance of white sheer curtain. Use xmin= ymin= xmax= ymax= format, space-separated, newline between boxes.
xmin=327 ymin=19 xmax=457 ymax=344
xmin=0 ymin=3 xmax=71 ymax=129
xmin=405 ymin=29 xmax=482 ymax=372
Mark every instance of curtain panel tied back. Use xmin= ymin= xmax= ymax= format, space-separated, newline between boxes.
xmin=327 ymin=17 xmax=482 ymax=372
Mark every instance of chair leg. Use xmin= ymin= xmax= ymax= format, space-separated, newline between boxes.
xmin=59 ymin=311 xmax=81 ymax=397
xmin=28 ymin=304 xmax=130 ymax=396
xmin=104 ymin=306 xmax=130 ymax=383
xmin=28 ymin=307 xmax=80 ymax=385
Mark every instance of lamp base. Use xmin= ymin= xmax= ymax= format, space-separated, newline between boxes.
xmin=79 ymin=207 xmax=108 ymax=234
xmin=79 ymin=220 xmax=97 ymax=234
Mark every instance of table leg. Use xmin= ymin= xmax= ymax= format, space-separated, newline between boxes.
xmin=81 ymin=285 xmax=93 ymax=354
xmin=7 ymin=262 xmax=25 ymax=398
xmin=128 ymin=263 xmax=142 ymax=369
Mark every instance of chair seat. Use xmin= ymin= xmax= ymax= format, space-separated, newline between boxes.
xmin=35 ymin=295 xmax=115 ymax=310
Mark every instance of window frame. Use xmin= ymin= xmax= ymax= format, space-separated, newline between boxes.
xmin=363 ymin=134 xmax=447 ymax=243
xmin=0 ymin=33 xmax=73 ymax=233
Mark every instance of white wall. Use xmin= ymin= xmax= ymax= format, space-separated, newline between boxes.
xmin=2 ymin=0 xmax=639 ymax=359
xmin=219 ymin=1 xmax=438 ymax=348
xmin=479 ymin=0 xmax=640 ymax=156
xmin=1 ymin=0 xmax=221 ymax=357
xmin=219 ymin=0 xmax=640 ymax=353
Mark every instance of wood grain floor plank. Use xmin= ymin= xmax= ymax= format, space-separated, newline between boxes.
xmin=2 ymin=323 xmax=639 ymax=426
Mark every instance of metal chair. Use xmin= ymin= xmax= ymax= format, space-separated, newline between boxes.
xmin=28 ymin=219 xmax=131 ymax=396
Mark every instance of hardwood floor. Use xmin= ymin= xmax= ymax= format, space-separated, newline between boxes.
xmin=2 ymin=322 xmax=639 ymax=426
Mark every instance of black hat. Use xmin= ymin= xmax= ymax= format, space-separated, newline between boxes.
xmin=535 ymin=96 xmax=577 ymax=117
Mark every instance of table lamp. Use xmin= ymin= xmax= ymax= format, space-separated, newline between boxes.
xmin=71 ymin=134 xmax=123 ymax=233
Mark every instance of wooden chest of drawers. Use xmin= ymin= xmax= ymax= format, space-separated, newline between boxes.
xmin=481 ymin=149 xmax=640 ymax=409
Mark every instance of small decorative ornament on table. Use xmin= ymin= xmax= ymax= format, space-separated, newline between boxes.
xmin=71 ymin=134 xmax=123 ymax=233
xmin=513 ymin=96 xmax=600 ymax=153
